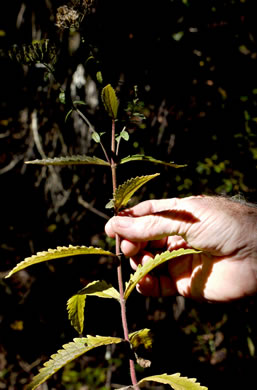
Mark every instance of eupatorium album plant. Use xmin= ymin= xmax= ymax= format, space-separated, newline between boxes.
xmin=6 ymin=84 xmax=207 ymax=390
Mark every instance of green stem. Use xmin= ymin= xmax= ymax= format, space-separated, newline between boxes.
xmin=110 ymin=119 xmax=139 ymax=390
xmin=75 ymin=108 xmax=110 ymax=164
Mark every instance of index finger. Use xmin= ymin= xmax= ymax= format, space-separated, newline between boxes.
xmin=121 ymin=198 xmax=180 ymax=217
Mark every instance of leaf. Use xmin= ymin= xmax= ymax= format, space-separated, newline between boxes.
xmin=25 ymin=155 xmax=110 ymax=166
xmin=67 ymin=295 xmax=86 ymax=335
xmin=27 ymin=336 xmax=123 ymax=390
xmin=101 ymin=84 xmax=119 ymax=119
xmin=124 ymin=249 xmax=201 ymax=299
xmin=67 ymin=280 xmax=120 ymax=334
xmin=78 ymin=280 xmax=120 ymax=301
xmin=6 ymin=246 xmax=115 ymax=278
xmin=105 ymin=199 xmax=115 ymax=209
xmin=129 ymin=328 xmax=153 ymax=368
xmin=96 ymin=70 xmax=103 ymax=84
xmin=138 ymin=373 xmax=208 ymax=390
xmin=59 ymin=91 xmax=66 ymax=104
xmin=129 ymin=329 xmax=153 ymax=351
xmin=120 ymin=154 xmax=187 ymax=168
xmin=110 ymin=174 xmax=160 ymax=211
xmin=116 ymin=128 xmax=129 ymax=142
xmin=73 ymin=100 xmax=87 ymax=105
xmin=91 ymin=131 xmax=101 ymax=143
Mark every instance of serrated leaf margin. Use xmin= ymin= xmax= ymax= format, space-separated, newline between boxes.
xmin=67 ymin=280 xmax=120 ymax=334
xmin=138 ymin=373 xmax=208 ymax=390
xmin=25 ymin=155 xmax=110 ymax=166
xmin=6 ymin=246 xmax=115 ymax=278
xmin=111 ymin=174 xmax=160 ymax=211
xmin=101 ymin=84 xmax=119 ymax=119
xmin=27 ymin=336 xmax=123 ymax=390
xmin=120 ymin=154 xmax=187 ymax=168
xmin=67 ymin=294 xmax=86 ymax=335
xmin=124 ymin=248 xmax=201 ymax=299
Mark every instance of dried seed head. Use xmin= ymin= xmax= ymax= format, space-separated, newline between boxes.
xmin=56 ymin=1 xmax=94 ymax=30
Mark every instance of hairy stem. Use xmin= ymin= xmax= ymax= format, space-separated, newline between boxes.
xmin=110 ymin=119 xmax=139 ymax=389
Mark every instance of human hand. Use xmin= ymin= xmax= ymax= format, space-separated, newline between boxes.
xmin=105 ymin=196 xmax=257 ymax=302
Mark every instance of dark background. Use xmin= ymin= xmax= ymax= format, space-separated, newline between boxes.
xmin=0 ymin=1 xmax=257 ymax=389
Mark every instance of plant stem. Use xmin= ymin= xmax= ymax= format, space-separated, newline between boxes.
xmin=110 ymin=119 xmax=139 ymax=390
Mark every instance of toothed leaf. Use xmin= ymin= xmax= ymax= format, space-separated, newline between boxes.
xmin=138 ymin=373 xmax=208 ymax=389
xmin=67 ymin=295 xmax=86 ymax=335
xmin=78 ymin=280 xmax=120 ymax=301
xmin=129 ymin=328 xmax=153 ymax=368
xmin=67 ymin=280 xmax=120 ymax=334
xmin=110 ymin=173 xmax=160 ymax=211
xmin=27 ymin=336 xmax=123 ymax=390
xmin=101 ymin=84 xmax=119 ymax=119
xmin=120 ymin=154 xmax=186 ymax=168
xmin=25 ymin=155 xmax=109 ymax=166
xmin=124 ymin=248 xmax=201 ymax=299
xmin=129 ymin=328 xmax=153 ymax=351
xmin=6 ymin=246 xmax=115 ymax=278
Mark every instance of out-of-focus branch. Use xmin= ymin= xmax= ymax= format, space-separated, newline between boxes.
xmin=77 ymin=195 xmax=109 ymax=220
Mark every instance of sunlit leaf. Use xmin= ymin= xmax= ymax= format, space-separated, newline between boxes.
xmin=78 ymin=280 xmax=120 ymax=301
xmin=27 ymin=336 xmax=123 ymax=390
xmin=124 ymin=249 xmax=201 ymax=299
xmin=129 ymin=328 xmax=153 ymax=351
xmin=101 ymin=84 xmax=119 ymax=119
xmin=67 ymin=280 xmax=120 ymax=334
xmin=25 ymin=155 xmax=110 ymax=166
xmin=67 ymin=295 xmax=86 ymax=335
xmin=6 ymin=246 xmax=115 ymax=278
xmin=120 ymin=154 xmax=186 ymax=168
xmin=129 ymin=328 xmax=153 ymax=368
xmin=110 ymin=174 xmax=160 ymax=211
xmin=138 ymin=373 xmax=208 ymax=389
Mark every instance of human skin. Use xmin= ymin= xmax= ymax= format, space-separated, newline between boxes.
xmin=105 ymin=196 xmax=257 ymax=302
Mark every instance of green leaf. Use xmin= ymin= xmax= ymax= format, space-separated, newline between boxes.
xmin=78 ymin=280 xmax=120 ymax=301
xmin=67 ymin=280 xmax=120 ymax=334
xmin=6 ymin=245 xmax=115 ymax=278
xmin=124 ymin=249 xmax=201 ymax=299
xmin=129 ymin=328 xmax=153 ymax=368
xmin=110 ymin=173 xmax=160 ymax=211
xmin=105 ymin=199 xmax=115 ymax=209
xmin=120 ymin=154 xmax=187 ymax=168
xmin=92 ymin=131 xmax=101 ymax=143
xmin=129 ymin=328 xmax=153 ymax=351
xmin=25 ymin=155 xmax=110 ymax=166
xmin=138 ymin=373 xmax=208 ymax=389
xmin=73 ymin=100 xmax=87 ymax=106
xmin=59 ymin=91 xmax=66 ymax=104
xmin=96 ymin=70 xmax=103 ymax=84
xmin=27 ymin=336 xmax=123 ymax=390
xmin=116 ymin=128 xmax=129 ymax=142
xmin=101 ymin=84 xmax=119 ymax=119
xmin=67 ymin=295 xmax=86 ymax=335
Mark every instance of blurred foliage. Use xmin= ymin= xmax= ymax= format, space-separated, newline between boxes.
xmin=0 ymin=0 xmax=257 ymax=389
